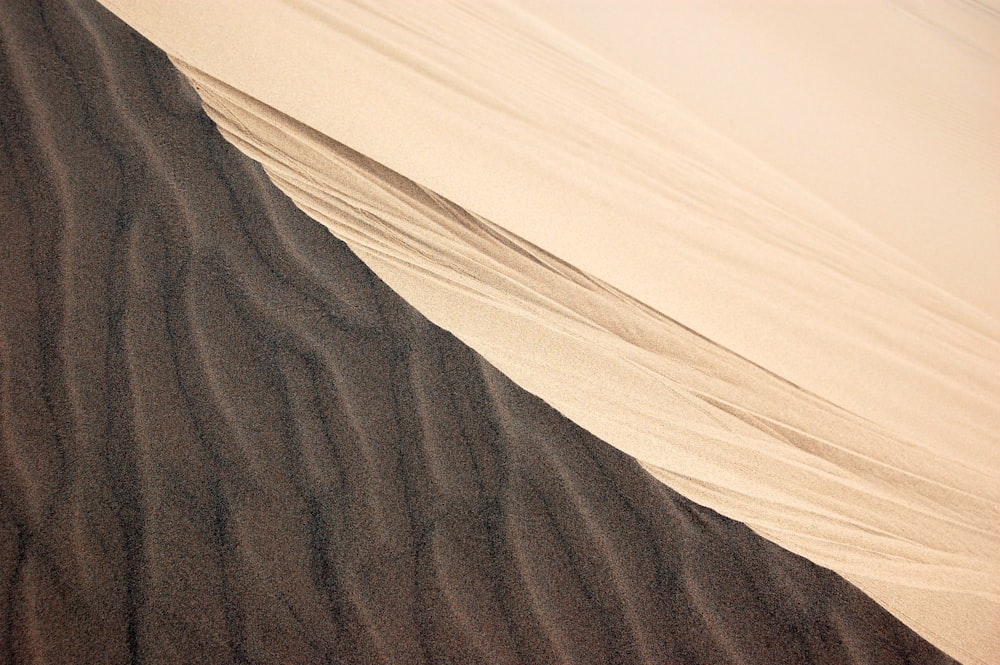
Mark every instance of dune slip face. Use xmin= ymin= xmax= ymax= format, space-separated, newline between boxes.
xmin=149 ymin=13 xmax=1000 ymax=665
xmin=89 ymin=2 xmax=1000 ymax=662
xmin=0 ymin=1 xmax=963 ymax=663
xmin=177 ymin=57 xmax=1000 ymax=660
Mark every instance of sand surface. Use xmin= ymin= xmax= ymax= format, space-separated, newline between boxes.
xmin=0 ymin=1 xmax=965 ymax=662
xmin=519 ymin=0 xmax=1000 ymax=318
xmin=90 ymin=1 xmax=1000 ymax=663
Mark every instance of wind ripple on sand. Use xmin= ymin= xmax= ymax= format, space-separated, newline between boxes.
xmin=0 ymin=1 xmax=963 ymax=663
xmin=174 ymin=57 xmax=1000 ymax=664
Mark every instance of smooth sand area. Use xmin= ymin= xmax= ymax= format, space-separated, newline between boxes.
xmin=520 ymin=0 xmax=1000 ymax=318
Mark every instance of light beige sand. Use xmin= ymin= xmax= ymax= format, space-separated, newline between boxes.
xmin=518 ymin=0 xmax=1000 ymax=319
xmin=98 ymin=1 xmax=1000 ymax=662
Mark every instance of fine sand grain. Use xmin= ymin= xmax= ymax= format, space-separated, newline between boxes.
xmin=177 ymin=64 xmax=1000 ymax=665
xmin=0 ymin=1 xmax=962 ymax=663
xmin=87 ymin=1 xmax=1000 ymax=662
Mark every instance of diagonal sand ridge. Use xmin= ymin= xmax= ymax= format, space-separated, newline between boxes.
xmin=97 ymin=0 xmax=1000 ymax=472
xmin=0 ymin=1 xmax=963 ymax=662
xmin=95 ymin=1 xmax=1000 ymax=662
xmin=177 ymin=62 xmax=1000 ymax=664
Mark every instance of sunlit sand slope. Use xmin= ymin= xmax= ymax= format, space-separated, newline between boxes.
xmin=91 ymin=1 xmax=1000 ymax=663
xmin=97 ymin=0 xmax=1000 ymax=472
xmin=177 ymin=63 xmax=999 ymax=665
xmin=0 ymin=1 xmax=963 ymax=663
xmin=518 ymin=0 xmax=1000 ymax=316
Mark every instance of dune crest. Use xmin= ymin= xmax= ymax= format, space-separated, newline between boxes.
xmin=0 ymin=1 xmax=965 ymax=663
xmin=97 ymin=0 xmax=1000 ymax=466
xmin=175 ymin=61 xmax=999 ymax=665
xmin=90 ymin=1 xmax=1000 ymax=662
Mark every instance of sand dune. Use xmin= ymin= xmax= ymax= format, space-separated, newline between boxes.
xmin=96 ymin=0 xmax=1000 ymax=471
xmin=85 ymin=1 xmax=1000 ymax=662
xmin=0 ymin=1 xmax=964 ymax=662
xmin=171 ymin=63 xmax=1000 ymax=665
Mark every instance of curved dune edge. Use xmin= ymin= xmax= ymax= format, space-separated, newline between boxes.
xmin=96 ymin=0 xmax=1000 ymax=477
xmin=171 ymin=61 xmax=999 ymax=664
xmin=0 ymin=1 xmax=963 ymax=663
xmin=85 ymin=1 xmax=998 ymax=662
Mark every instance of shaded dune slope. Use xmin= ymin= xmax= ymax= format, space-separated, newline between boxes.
xmin=0 ymin=1 xmax=957 ymax=663
xmin=177 ymin=47 xmax=1000 ymax=665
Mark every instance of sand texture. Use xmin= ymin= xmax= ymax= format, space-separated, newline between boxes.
xmin=95 ymin=0 xmax=1000 ymax=468
xmin=520 ymin=0 xmax=1000 ymax=317
xmin=0 ymin=1 xmax=966 ymax=663
xmin=84 ymin=1 xmax=1000 ymax=662
xmin=177 ymin=64 xmax=1000 ymax=665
